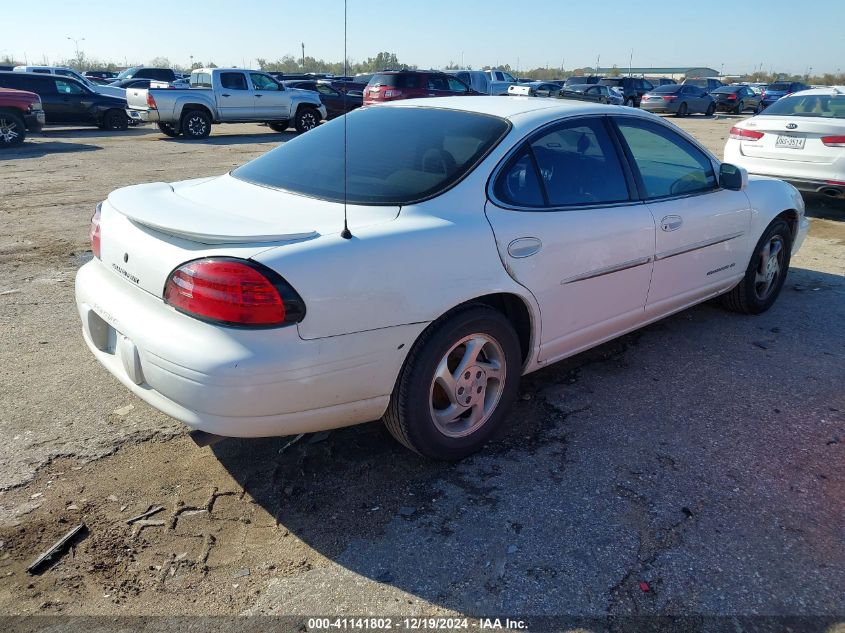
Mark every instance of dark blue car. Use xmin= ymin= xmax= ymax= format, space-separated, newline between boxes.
xmin=762 ymin=81 xmax=809 ymax=107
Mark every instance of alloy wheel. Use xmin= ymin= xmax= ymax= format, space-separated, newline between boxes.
xmin=429 ymin=333 xmax=507 ymax=438
xmin=754 ymin=236 xmax=785 ymax=301
xmin=0 ymin=117 xmax=20 ymax=144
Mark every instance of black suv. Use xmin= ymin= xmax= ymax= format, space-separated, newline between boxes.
xmin=0 ymin=71 xmax=130 ymax=129
xmin=598 ymin=77 xmax=654 ymax=107
xmin=111 ymin=66 xmax=177 ymax=83
xmin=682 ymin=77 xmax=725 ymax=94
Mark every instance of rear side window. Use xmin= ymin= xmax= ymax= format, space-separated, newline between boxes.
xmin=0 ymin=73 xmax=26 ymax=90
xmin=233 ymin=107 xmax=510 ymax=205
xmin=191 ymin=73 xmax=212 ymax=88
xmin=220 ymin=72 xmax=248 ymax=90
xmin=370 ymin=73 xmax=421 ymax=89
xmin=615 ymin=118 xmax=716 ymax=198
xmin=494 ymin=118 xmax=630 ymax=208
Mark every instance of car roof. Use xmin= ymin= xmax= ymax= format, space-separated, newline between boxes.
xmin=382 ymin=95 xmax=641 ymax=122
xmin=789 ymin=86 xmax=845 ymax=97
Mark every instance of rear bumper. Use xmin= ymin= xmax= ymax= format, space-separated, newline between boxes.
xmin=640 ymin=102 xmax=676 ymax=113
xmin=24 ymin=110 xmax=45 ymax=132
xmin=127 ymin=108 xmax=160 ymax=123
xmin=75 ymin=260 xmax=423 ymax=437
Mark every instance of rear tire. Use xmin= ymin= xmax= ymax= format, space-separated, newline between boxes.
xmin=157 ymin=122 xmax=181 ymax=137
xmin=383 ymin=305 xmax=522 ymax=460
xmin=294 ymin=107 xmax=320 ymax=133
xmin=705 ymin=103 xmax=715 ymax=117
xmin=734 ymin=101 xmax=745 ymax=115
xmin=0 ymin=111 xmax=26 ymax=146
xmin=181 ymin=110 xmax=212 ymax=139
xmin=675 ymin=102 xmax=689 ymax=117
xmin=268 ymin=121 xmax=289 ymax=132
xmin=721 ymin=218 xmax=792 ymax=315
xmin=624 ymin=97 xmax=635 ymax=107
xmin=103 ymin=109 xmax=129 ymax=131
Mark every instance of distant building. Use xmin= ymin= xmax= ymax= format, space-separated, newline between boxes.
xmin=596 ymin=66 xmax=720 ymax=80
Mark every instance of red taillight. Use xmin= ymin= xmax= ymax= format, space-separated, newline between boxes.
xmin=729 ymin=126 xmax=764 ymax=141
xmin=727 ymin=93 xmax=737 ymax=100
xmin=90 ymin=203 xmax=102 ymax=259
xmin=662 ymin=95 xmax=677 ymax=102
xmin=163 ymin=258 xmax=305 ymax=327
xmin=146 ymin=92 xmax=157 ymax=109
xmin=821 ymin=135 xmax=845 ymax=147
xmin=761 ymin=91 xmax=766 ymax=99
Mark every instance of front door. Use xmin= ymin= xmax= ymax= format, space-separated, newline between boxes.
xmin=250 ymin=72 xmax=289 ymax=119
xmin=485 ymin=116 xmax=656 ymax=363
xmin=51 ymin=78 xmax=92 ymax=124
xmin=217 ymin=71 xmax=254 ymax=120
xmin=611 ymin=116 xmax=750 ymax=315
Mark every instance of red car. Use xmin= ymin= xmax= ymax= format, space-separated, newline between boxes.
xmin=364 ymin=70 xmax=478 ymax=105
xmin=0 ymin=87 xmax=45 ymax=147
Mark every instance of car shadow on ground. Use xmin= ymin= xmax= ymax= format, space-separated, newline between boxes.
xmin=34 ymin=126 xmax=157 ymax=139
xmin=160 ymin=131 xmax=295 ymax=146
xmin=804 ymin=194 xmax=845 ymax=221
xmin=0 ymin=141 xmax=102 ymax=160
xmin=209 ymin=267 xmax=845 ymax=615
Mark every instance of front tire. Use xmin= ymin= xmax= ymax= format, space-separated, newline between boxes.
xmin=705 ymin=102 xmax=715 ymax=117
xmin=624 ymin=97 xmax=635 ymax=108
xmin=721 ymin=218 xmax=792 ymax=315
xmin=103 ymin=109 xmax=129 ymax=131
xmin=0 ymin=111 xmax=26 ymax=146
xmin=294 ymin=107 xmax=320 ymax=133
xmin=384 ymin=305 xmax=522 ymax=460
xmin=181 ymin=110 xmax=212 ymax=139
xmin=157 ymin=122 xmax=181 ymax=137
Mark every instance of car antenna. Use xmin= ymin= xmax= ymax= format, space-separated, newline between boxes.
xmin=340 ymin=0 xmax=353 ymax=240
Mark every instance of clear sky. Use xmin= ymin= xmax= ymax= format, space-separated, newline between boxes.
xmin=3 ymin=0 xmax=843 ymax=75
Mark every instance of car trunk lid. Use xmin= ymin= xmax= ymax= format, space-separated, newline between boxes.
xmin=102 ymin=174 xmax=400 ymax=298
xmin=738 ymin=116 xmax=844 ymax=163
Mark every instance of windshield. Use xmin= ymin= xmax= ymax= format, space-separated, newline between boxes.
xmin=115 ymin=67 xmax=139 ymax=80
xmin=232 ymin=107 xmax=510 ymax=205
xmin=759 ymin=94 xmax=845 ymax=118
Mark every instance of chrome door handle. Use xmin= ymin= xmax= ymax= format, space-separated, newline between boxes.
xmin=255 ymin=94 xmax=263 ymax=98
xmin=222 ymin=93 xmax=231 ymax=97
xmin=661 ymin=215 xmax=683 ymax=232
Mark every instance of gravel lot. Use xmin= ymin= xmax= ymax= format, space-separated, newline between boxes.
xmin=0 ymin=113 xmax=843 ymax=620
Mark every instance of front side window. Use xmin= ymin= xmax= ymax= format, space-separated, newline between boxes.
xmin=220 ymin=72 xmax=248 ymax=90
xmin=54 ymin=79 xmax=84 ymax=95
xmin=615 ymin=118 xmax=716 ymax=198
xmin=233 ymin=107 xmax=510 ymax=205
xmin=250 ymin=73 xmax=279 ymax=91
xmin=316 ymin=84 xmax=339 ymax=96
xmin=446 ymin=77 xmax=469 ymax=93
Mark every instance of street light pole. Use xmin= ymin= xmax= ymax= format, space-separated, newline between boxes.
xmin=301 ymin=42 xmax=305 ymax=70
xmin=66 ymin=36 xmax=85 ymax=65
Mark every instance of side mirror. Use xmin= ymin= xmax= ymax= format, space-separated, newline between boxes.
xmin=720 ymin=163 xmax=748 ymax=191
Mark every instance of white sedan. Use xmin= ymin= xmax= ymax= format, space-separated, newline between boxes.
xmin=724 ymin=86 xmax=845 ymax=200
xmin=76 ymin=96 xmax=809 ymax=459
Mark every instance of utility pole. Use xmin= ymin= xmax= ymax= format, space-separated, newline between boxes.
xmin=189 ymin=54 xmax=194 ymax=69
xmin=461 ymin=50 xmax=464 ymax=68
xmin=596 ymin=54 xmax=600 ymax=75
xmin=301 ymin=42 xmax=305 ymax=70
xmin=629 ymin=49 xmax=633 ymax=77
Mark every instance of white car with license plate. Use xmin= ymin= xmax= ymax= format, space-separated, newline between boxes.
xmin=724 ymin=87 xmax=845 ymax=200
xmin=76 ymin=97 xmax=809 ymax=459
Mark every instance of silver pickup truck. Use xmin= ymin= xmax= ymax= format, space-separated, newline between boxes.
xmin=443 ymin=69 xmax=517 ymax=96
xmin=125 ymin=67 xmax=327 ymax=139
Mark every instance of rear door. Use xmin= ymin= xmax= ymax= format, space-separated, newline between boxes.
xmin=484 ymin=116 xmax=656 ymax=362
xmin=612 ymin=115 xmax=750 ymax=313
xmin=425 ymin=74 xmax=452 ymax=98
xmin=217 ymin=71 xmax=253 ymax=120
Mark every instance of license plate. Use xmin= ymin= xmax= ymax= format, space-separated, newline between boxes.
xmin=775 ymin=135 xmax=805 ymax=149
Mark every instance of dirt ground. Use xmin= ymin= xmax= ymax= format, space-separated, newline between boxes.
xmin=0 ymin=114 xmax=843 ymax=621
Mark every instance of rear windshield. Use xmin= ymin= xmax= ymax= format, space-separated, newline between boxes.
xmin=599 ymin=78 xmax=622 ymax=86
xmin=232 ymin=107 xmax=510 ymax=205
xmin=712 ymin=86 xmax=740 ymax=94
xmin=651 ymin=84 xmax=680 ymax=93
xmin=684 ymin=79 xmax=707 ymax=88
xmin=759 ymin=94 xmax=845 ymax=119
xmin=768 ymin=83 xmax=791 ymax=91
xmin=368 ymin=73 xmax=422 ymax=89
